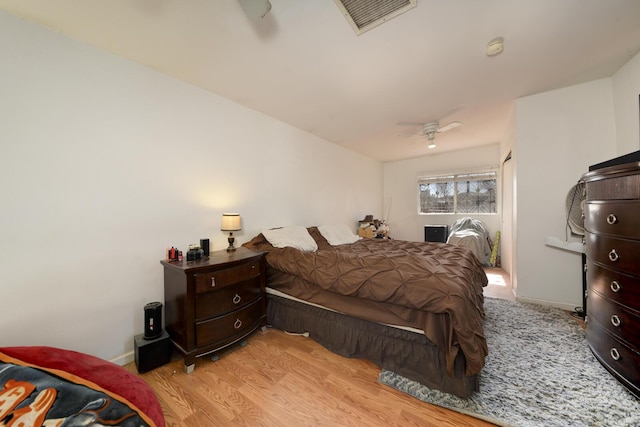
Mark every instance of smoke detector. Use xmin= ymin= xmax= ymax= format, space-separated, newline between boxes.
xmin=486 ymin=37 xmax=504 ymax=56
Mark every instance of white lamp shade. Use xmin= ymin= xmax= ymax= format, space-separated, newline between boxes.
xmin=221 ymin=213 xmax=241 ymax=231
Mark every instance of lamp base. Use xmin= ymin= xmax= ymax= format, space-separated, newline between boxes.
xmin=226 ymin=233 xmax=236 ymax=252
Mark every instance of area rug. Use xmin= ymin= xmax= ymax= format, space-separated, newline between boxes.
xmin=378 ymin=297 xmax=640 ymax=427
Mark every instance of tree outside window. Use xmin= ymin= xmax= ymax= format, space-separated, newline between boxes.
xmin=418 ymin=170 xmax=497 ymax=214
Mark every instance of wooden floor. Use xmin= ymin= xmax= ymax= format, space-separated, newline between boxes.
xmin=127 ymin=269 xmax=512 ymax=426
xmin=483 ymin=267 xmax=514 ymax=301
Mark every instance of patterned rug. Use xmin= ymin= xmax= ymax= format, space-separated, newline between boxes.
xmin=378 ymin=298 xmax=640 ymax=427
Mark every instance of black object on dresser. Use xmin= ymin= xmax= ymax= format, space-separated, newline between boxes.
xmin=583 ymin=160 xmax=640 ymax=398
xmin=161 ymin=247 xmax=266 ymax=373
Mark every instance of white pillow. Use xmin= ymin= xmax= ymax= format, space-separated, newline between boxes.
xmin=262 ymin=226 xmax=318 ymax=252
xmin=317 ymin=224 xmax=361 ymax=246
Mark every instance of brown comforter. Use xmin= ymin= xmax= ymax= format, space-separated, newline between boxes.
xmin=244 ymin=228 xmax=488 ymax=376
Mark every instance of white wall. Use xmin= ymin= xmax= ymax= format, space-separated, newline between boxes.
xmin=0 ymin=11 xmax=382 ymax=364
xmin=383 ymin=144 xmax=501 ymax=243
xmin=612 ymin=51 xmax=640 ymax=154
xmin=500 ymin=106 xmax=516 ymax=279
xmin=513 ymin=79 xmax=616 ymax=310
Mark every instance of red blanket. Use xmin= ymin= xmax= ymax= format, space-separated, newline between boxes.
xmin=0 ymin=347 xmax=164 ymax=427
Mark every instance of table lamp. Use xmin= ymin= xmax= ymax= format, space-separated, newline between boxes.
xmin=221 ymin=213 xmax=241 ymax=252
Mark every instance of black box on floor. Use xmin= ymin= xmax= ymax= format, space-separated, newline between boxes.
xmin=134 ymin=330 xmax=171 ymax=373
xmin=424 ymin=225 xmax=449 ymax=243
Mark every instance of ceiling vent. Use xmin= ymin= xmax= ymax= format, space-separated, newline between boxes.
xmin=335 ymin=0 xmax=417 ymax=35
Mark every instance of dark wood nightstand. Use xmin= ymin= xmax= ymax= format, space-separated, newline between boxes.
xmin=161 ymin=247 xmax=266 ymax=373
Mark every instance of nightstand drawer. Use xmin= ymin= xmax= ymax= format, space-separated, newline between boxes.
xmin=586 ymin=232 xmax=640 ymax=276
xmin=588 ymin=320 xmax=640 ymax=390
xmin=585 ymin=200 xmax=640 ymax=239
xmin=195 ymin=260 xmax=260 ymax=294
xmin=587 ymin=261 xmax=640 ymax=310
xmin=195 ymin=299 xmax=263 ymax=347
xmin=589 ymin=288 xmax=640 ymax=348
xmin=195 ymin=279 xmax=261 ymax=320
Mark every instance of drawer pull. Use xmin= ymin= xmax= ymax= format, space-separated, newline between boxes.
xmin=608 ymin=249 xmax=620 ymax=262
xmin=610 ymin=314 xmax=621 ymax=327
xmin=211 ymin=277 xmax=216 ymax=287
xmin=232 ymin=294 xmax=242 ymax=305
xmin=610 ymin=280 xmax=621 ymax=293
xmin=610 ymin=348 xmax=620 ymax=361
xmin=606 ymin=214 xmax=618 ymax=225
xmin=234 ymin=319 xmax=242 ymax=330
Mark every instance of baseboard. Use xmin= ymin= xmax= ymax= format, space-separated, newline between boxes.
xmin=110 ymin=350 xmax=134 ymax=367
xmin=515 ymin=296 xmax=578 ymax=313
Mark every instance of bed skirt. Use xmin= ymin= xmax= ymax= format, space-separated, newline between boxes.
xmin=267 ymin=294 xmax=479 ymax=398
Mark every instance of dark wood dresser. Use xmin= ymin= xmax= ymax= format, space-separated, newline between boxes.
xmin=161 ymin=247 xmax=266 ymax=373
xmin=583 ymin=162 xmax=640 ymax=398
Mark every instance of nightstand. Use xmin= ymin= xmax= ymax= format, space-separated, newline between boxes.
xmin=161 ymin=247 xmax=266 ymax=373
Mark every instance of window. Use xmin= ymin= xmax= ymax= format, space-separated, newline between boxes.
xmin=418 ymin=169 xmax=497 ymax=214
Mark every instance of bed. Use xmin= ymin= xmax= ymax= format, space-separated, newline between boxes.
xmin=243 ymin=225 xmax=488 ymax=398
xmin=0 ymin=346 xmax=165 ymax=427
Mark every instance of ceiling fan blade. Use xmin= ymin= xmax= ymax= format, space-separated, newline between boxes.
xmin=398 ymin=131 xmax=419 ymax=137
xmin=396 ymin=121 xmax=426 ymax=127
xmin=437 ymin=121 xmax=462 ymax=133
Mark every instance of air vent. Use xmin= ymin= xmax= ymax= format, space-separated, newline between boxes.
xmin=335 ymin=0 xmax=416 ymax=35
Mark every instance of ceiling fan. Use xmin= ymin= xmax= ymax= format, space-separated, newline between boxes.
xmin=399 ymin=120 xmax=462 ymax=149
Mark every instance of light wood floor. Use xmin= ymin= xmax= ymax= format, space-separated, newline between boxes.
xmin=483 ymin=267 xmax=514 ymax=301
xmin=127 ymin=269 xmax=512 ymax=426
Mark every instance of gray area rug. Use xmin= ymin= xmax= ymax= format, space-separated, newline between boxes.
xmin=378 ymin=297 xmax=640 ymax=427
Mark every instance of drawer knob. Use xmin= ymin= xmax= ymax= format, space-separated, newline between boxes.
xmin=234 ymin=318 xmax=242 ymax=330
xmin=606 ymin=214 xmax=618 ymax=225
xmin=608 ymin=249 xmax=620 ymax=262
xmin=610 ymin=314 xmax=621 ymax=327
xmin=211 ymin=277 xmax=216 ymax=287
xmin=232 ymin=294 xmax=242 ymax=305
xmin=610 ymin=280 xmax=621 ymax=293
xmin=610 ymin=348 xmax=621 ymax=361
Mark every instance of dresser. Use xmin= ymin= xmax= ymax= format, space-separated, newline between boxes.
xmin=161 ymin=247 xmax=266 ymax=373
xmin=583 ymin=162 xmax=640 ymax=398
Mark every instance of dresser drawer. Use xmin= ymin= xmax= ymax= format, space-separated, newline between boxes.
xmin=195 ymin=279 xmax=261 ymax=320
xmin=195 ymin=299 xmax=263 ymax=347
xmin=195 ymin=260 xmax=260 ymax=294
xmin=588 ymin=288 xmax=640 ymax=348
xmin=587 ymin=320 xmax=640 ymax=391
xmin=585 ymin=232 xmax=640 ymax=276
xmin=585 ymin=170 xmax=640 ymax=200
xmin=585 ymin=200 xmax=640 ymax=239
xmin=587 ymin=261 xmax=640 ymax=310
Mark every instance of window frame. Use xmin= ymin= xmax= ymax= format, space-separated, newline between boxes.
xmin=417 ymin=167 xmax=499 ymax=215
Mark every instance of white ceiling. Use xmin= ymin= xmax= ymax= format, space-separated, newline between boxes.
xmin=2 ymin=0 xmax=640 ymax=162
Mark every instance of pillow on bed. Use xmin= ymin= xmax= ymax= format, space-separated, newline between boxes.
xmin=318 ymin=224 xmax=361 ymax=246
xmin=262 ymin=226 xmax=318 ymax=251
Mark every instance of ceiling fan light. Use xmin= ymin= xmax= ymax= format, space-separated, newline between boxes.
xmin=427 ymin=141 xmax=436 ymax=149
